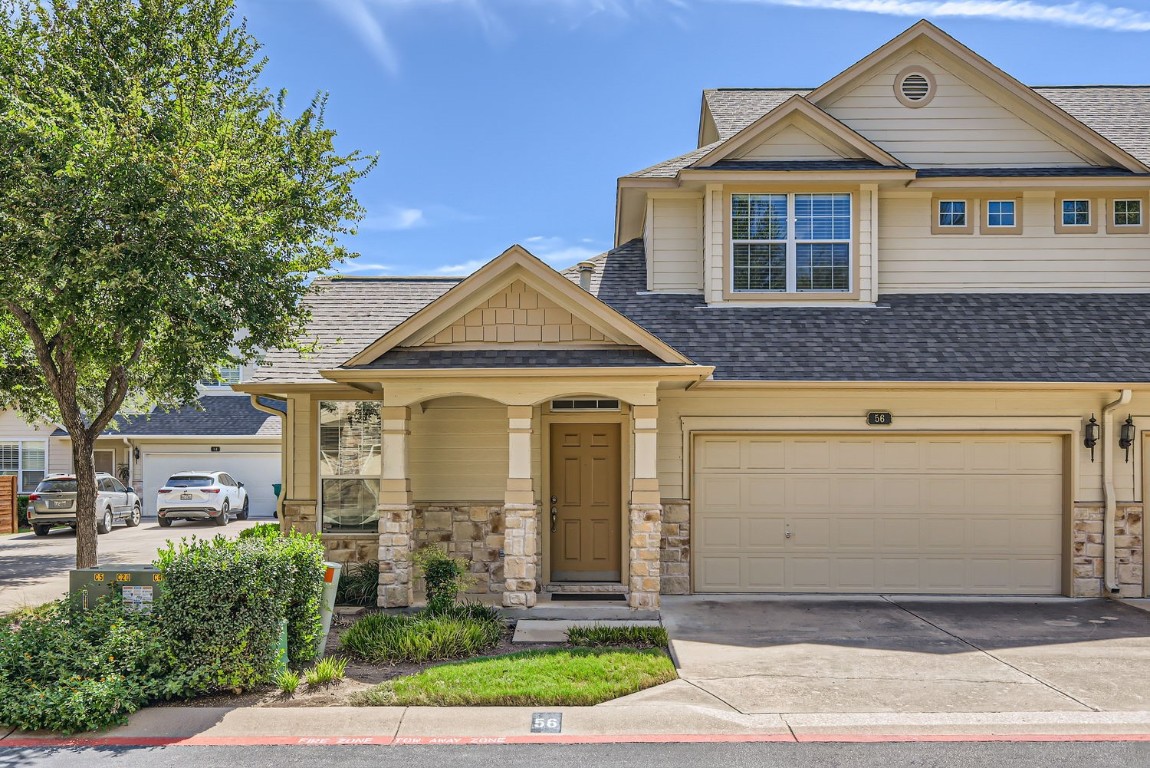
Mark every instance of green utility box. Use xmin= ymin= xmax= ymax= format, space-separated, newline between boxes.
xmin=69 ymin=565 xmax=165 ymax=613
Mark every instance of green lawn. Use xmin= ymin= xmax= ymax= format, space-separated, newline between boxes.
xmin=354 ymin=647 xmax=677 ymax=706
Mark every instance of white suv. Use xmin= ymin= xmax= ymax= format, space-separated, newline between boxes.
xmin=156 ymin=471 xmax=249 ymax=528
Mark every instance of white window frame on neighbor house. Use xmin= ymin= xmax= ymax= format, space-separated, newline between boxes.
xmin=1056 ymin=197 xmax=1096 ymax=234
xmin=317 ymin=400 xmax=381 ymax=534
xmin=0 ymin=439 xmax=47 ymax=493
xmin=1107 ymin=197 xmax=1148 ymax=234
xmin=937 ymin=200 xmax=968 ymax=228
xmin=727 ymin=191 xmax=855 ymax=298
xmin=980 ymin=198 xmax=1023 ymax=235
xmin=932 ymin=196 xmax=973 ymax=235
xmin=199 ymin=365 xmax=244 ymax=388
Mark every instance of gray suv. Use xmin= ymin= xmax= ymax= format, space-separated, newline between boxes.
xmin=27 ymin=473 xmax=142 ymax=537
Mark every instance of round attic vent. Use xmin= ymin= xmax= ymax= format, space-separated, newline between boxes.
xmin=895 ymin=67 xmax=936 ymax=108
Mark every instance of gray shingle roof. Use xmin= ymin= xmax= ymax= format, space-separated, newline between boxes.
xmin=585 ymin=239 xmax=1150 ymax=383
xmin=354 ymin=347 xmax=667 ymax=369
xmin=631 ymin=86 xmax=1150 ymax=180
xmin=53 ymin=396 xmax=284 ymax=437
xmin=253 ymin=276 xmax=459 ymax=383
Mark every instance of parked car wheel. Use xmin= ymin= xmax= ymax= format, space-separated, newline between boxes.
xmin=32 ymin=524 xmax=51 ymax=537
xmin=126 ymin=504 xmax=142 ymax=527
xmin=97 ymin=509 xmax=113 ymax=534
xmin=214 ymin=501 xmax=230 ymax=527
xmin=237 ymin=498 xmax=249 ymax=521
xmin=158 ymin=516 xmax=172 ymax=528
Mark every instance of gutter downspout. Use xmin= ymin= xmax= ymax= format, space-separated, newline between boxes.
xmin=1102 ymin=389 xmax=1133 ymax=595
xmin=250 ymin=395 xmax=288 ymax=522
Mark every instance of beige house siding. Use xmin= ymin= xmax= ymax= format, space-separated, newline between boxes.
xmin=738 ymin=124 xmax=846 ymax=161
xmin=821 ymin=52 xmax=1089 ymax=168
xmin=409 ymin=397 xmax=509 ymax=502
xmin=879 ymin=192 xmax=1150 ymax=292
xmin=419 ymin=280 xmax=609 ymax=346
xmin=648 ymin=195 xmax=704 ymax=293
xmin=655 ymin=387 xmax=1144 ymax=503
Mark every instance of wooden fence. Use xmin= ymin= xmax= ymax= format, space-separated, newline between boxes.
xmin=0 ymin=475 xmax=16 ymax=535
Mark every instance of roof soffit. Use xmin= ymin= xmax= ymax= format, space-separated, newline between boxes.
xmin=690 ymin=95 xmax=906 ymax=169
xmin=342 ymin=245 xmax=694 ymax=367
xmin=806 ymin=20 xmax=1149 ymax=173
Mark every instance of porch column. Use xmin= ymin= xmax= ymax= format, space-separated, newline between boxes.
xmin=629 ymin=404 xmax=663 ymax=609
xmin=503 ymin=405 xmax=538 ymax=608
xmin=378 ymin=406 xmax=415 ymax=608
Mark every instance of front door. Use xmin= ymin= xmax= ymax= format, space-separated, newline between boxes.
xmin=549 ymin=423 xmax=622 ymax=582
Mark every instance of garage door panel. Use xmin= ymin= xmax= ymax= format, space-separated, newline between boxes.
xmin=700 ymin=516 xmax=742 ymax=548
xmin=693 ymin=434 xmax=1063 ymax=594
xmin=747 ymin=517 xmax=785 ymax=548
xmin=143 ymin=451 xmax=280 ymax=517
xmin=747 ymin=557 xmax=786 ymax=588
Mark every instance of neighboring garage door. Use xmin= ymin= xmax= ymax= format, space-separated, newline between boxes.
xmin=693 ymin=434 xmax=1064 ymax=594
xmin=143 ymin=452 xmax=281 ymax=517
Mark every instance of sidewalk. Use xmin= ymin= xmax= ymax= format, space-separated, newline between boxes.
xmin=7 ymin=702 xmax=1150 ymax=747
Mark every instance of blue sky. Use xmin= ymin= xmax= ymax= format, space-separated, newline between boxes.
xmin=233 ymin=0 xmax=1150 ymax=276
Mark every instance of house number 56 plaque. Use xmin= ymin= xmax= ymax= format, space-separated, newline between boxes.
xmin=866 ymin=411 xmax=893 ymax=425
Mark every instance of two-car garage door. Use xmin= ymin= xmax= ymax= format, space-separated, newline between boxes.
xmin=693 ymin=434 xmax=1064 ymax=594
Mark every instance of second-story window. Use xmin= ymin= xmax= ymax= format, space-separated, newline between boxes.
xmin=1114 ymin=199 xmax=1142 ymax=227
xmin=200 ymin=365 xmax=243 ymax=387
xmin=1062 ymin=199 xmax=1091 ymax=227
xmin=938 ymin=200 xmax=967 ymax=228
xmin=986 ymin=200 xmax=1016 ymax=228
xmin=731 ymin=192 xmax=852 ymax=294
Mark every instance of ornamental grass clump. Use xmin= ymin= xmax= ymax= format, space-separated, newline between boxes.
xmin=341 ymin=607 xmax=504 ymax=664
xmin=566 ymin=624 xmax=669 ymax=649
xmin=336 ymin=559 xmax=380 ymax=607
xmin=304 ymin=656 xmax=348 ymax=686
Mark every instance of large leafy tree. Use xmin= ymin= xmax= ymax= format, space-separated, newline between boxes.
xmin=0 ymin=0 xmax=373 ymax=567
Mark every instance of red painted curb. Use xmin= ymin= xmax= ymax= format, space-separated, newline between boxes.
xmin=5 ymin=731 xmax=1150 ymax=748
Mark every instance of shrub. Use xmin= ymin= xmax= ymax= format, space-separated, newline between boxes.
xmin=0 ymin=598 xmax=168 ymax=734
xmin=336 ymin=560 xmax=379 ymax=607
xmin=16 ymin=495 xmax=28 ymax=530
xmin=304 ymin=656 xmax=347 ymax=686
xmin=341 ymin=609 xmax=504 ymax=664
xmin=230 ymin=525 xmax=327 ymax=668
xmin=566 ymin=624 xmax=669 ymax=648
xmin=413 ymin=547 xmax=470 ymax=614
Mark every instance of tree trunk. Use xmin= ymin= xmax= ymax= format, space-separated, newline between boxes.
xmin=71 ymin=433 xmax=99 ymax=569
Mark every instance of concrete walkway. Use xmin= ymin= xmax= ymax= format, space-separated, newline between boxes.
xmin=660 ymin=595 xmax=1150 ymax=714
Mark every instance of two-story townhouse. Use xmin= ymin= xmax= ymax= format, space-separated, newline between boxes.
xmin=241 ymin=21 xmax=1150 ymax=609
xmin=2 ymin=361 xmax=284 ymax=522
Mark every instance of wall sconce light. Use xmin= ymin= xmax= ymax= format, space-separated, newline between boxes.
xmin=1084 ymin=415 xmax=1099 ymax=462
xmin=1119 ymin=416 xmax=1136 ymax=463
xmin=132 ymin=446 xmax=140 ymax=461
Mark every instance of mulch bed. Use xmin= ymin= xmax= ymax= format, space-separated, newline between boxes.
xmin=158 ymin=610 xmax=564 ymax=708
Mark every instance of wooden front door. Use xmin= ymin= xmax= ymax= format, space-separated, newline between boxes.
xmin=549 ymin=423 xmax=622 ymax=582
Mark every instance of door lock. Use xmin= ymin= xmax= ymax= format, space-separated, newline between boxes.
xmin=550 ymin=507 xmax=558 ymax=533
xmin=784 ymin=523 xmax=792 ymax=539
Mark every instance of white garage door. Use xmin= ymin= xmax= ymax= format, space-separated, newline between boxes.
xmin=693 ymin=434 xmax=1064 ymax=595
xmin=143 ymin=452 xmax=281 ymax=517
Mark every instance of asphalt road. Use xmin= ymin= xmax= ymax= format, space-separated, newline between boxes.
xmin=2 ymin=742 xmax=1149 ymax=767
xmin=0 ymin=516 xmax=269 ymax=613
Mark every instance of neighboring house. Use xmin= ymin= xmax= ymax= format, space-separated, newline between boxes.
xmin=240 ymin=21 xmax=1150 ymax=609
xmin=1 ymin=364 xmax=284 ymax=517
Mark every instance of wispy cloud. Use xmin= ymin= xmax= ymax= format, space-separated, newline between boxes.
xmin=431 ymin=235 xmax=606 ymax=276
xmin=317 ymin=0 xmax=398 ymax=73
xmin=360 ymin=206 xmax=427 ymax=231
xmin=339 ymin=260 xmax=394 ymax=274
xmin=720 ymin=0 xmax=1150 ymax=31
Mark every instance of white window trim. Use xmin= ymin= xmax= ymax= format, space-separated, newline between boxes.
xmin=1113 ymin=199 xmax=1143 ymax=227
xmin=199 ymin=365 xmax=244 ymax=388
xmin=1062 ymin=199 xmax=1091 ymax=227
xmin=0 ymin=439 xmax=48 ymax=493
xmin=729 ymin=192 xmax=854 ymax=296
xmin=985 ymin=200 xmax=1016 ymax=228
xmin=937 ymin=200 xmax=968 ymax=229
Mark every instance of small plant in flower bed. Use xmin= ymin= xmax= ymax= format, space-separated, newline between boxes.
xmin=412 ymin=547 xmax=471 ymax=614
xmin=341 ymin=604 xmax=504 ymax=664
xmin=336 ymin=559 xmax=380 ymax=607
xmin=304 ymin=656 xmax=348 ymax=686
xmin=565 ymin=624 xmax=669 ymax=649
xmin=276 ymin=669 xmax=301 ymax=696
xmin=0 ymin=598 xmax=168 ymax=735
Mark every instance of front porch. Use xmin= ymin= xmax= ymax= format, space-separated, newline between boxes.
xmin=281 ymin=375 xmax=682 ymax=611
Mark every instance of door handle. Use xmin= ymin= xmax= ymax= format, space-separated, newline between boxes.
xmin=551 ymin=507 xmax=558 ymax=533
xmin=784 ymin=523 xmax=792 ymax=539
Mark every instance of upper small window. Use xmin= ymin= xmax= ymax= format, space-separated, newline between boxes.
xmin=895 ymin=67 xmax=936 ymax=108
xmin=938 ymin=200 xmax=966 ymax=228
xmin=1114 ymin=199 xmax=1142 ymax=227
xmin=1062 ymin=199 xmax=1091 ymax=227
xmin=986 ymin=200 xmax=1016 ymax=228
xmin=200 ymin=365 xmax=243 ymax=388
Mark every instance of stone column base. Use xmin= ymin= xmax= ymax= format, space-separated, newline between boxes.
xmin=378 ymin=503 xmax=415 ymax=608
xmin=629 ymin=503 xmax=663 ymax=609
xmin=502 ymin=503 xmax=539 ymax=608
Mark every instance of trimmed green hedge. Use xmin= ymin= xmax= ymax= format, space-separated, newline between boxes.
xmin=0 ymin=528 xmax=326 ymax=734
xmin=16 ymin=495 xmax=28 ymax=530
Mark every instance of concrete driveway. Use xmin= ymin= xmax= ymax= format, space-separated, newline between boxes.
xmin=0 ymin=517 xmax=269 ymax=613
xmin=659 ymin=595 xmax=1150 ymax=714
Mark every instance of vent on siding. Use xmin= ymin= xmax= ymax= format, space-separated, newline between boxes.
xmin=551 ymin=399 xmax=620 ymax=411
xmin=895 ymin=68 xmax=935 ymax=108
